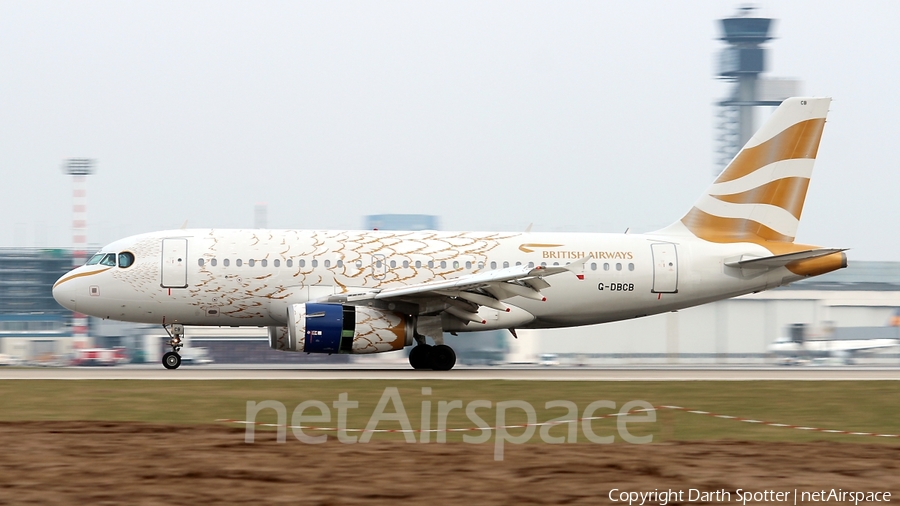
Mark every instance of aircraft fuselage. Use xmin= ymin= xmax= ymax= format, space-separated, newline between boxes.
xmin=54 ymin=228 xmax=811 ymax=330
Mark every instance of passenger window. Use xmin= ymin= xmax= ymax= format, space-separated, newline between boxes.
xmin=402 ymin=260 xmax=409 ymax=269
xmin=540 ymin=262 xmax=547 ymax=267
xmin=100 ymin=253 xmax=116 ymax=267
xmin=86 ymin=253 xmax=104 ymax=265
xmin=428 ymin=261 xmax=434 ymax=268
xmin=503 ymin=262 xmax=509 ymax=268
xmin=527 ymin=262 xmax=534 ymax=268
xmin=389 ymin=260 xmax=396 ymax=268
xmin=415 ymin=261 xmax=421 ymax=269
xmin=261 ymin=259 xmax=268 ymax=267
xmin=453 ymin=261 xmax=459 ymax=269
xmin=440 ymin=261 xmax=447 ymax=269
xmin=286 ymin=259 xmax=293 ymax=268
xmin=515 ymin=262 xmax=521 ymax=266
xmin=273 ymin=259 xmax=279 ymax=267
xmin=312 ymin=260 xmax=318 ymax=268
xmin=465 ymin=261 xmax=471 ymax=269
xmin=628 ymin=263 xmax=634 ymax=271
xmin=236 ymin=259 xmax=243 ymax=267
xmin=603 ymin=263 xmax=609 ymax=271
xmin=591 ymin=263 xmax=597 ymax=271
xmin=224 ymin=259 xmax=230 ymax=267
xmin=337 ymin=260 xmax=343 ymax=268
xmin=197 ymin=258 xmax=204 ymax=267
xmin=324 ymin=260 xmax=331 ymax=268
xmin=248 ymin=259 xmax=255 ymax=267
xmin=211 ymin=258 xmax=217 ymax=267
xmin=356 ymin=260 xmax=363 ymax=269
xmin=118 ymin=252 xmax=135 ymax=268
xmin=477 ymin=262 xmax=484 ymax=269
xmin=376 ymin=260 xmax=382 ymax=268
xmin=299 ymin=259 xmax=306 ymax=267
xmin=491 ymin=261 xmax=497 ymax=269
xmin=616 ymin=263 xmax=622 ymax=271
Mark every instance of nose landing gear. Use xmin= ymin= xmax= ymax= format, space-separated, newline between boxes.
xmin=162 ymin=324 xmax=184 ymax=370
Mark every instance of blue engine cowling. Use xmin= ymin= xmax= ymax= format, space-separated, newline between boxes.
xmin=268 ymin=303 xmax=413 ymax=354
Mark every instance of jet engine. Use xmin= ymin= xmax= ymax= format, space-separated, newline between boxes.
xmin=268 ymin=303 xmax=413 ymax=354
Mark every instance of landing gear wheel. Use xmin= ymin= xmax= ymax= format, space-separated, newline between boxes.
xmin=162 ymin=351 xmax=182 ymax=370
xmin=430 ymin=344 xmax=457 ymax=371
xmin=161 ymin=324 xmax=185 ymax=370
xmin=408 ymin=344 xmax=433 ymax=370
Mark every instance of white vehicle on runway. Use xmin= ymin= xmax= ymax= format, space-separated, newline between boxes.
xmin=539 ymin=354 xmax=561 ymax=367
xmin=53 ymin=98 xmax=846 ymax=371
xmin=180 ymin=348 xmax=215 ymax=366
xmin=0 ymin=354 xmax=24 ymax=367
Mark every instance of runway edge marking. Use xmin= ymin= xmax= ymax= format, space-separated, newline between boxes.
xmin=216 ymin=405 xmax=900 ymax=438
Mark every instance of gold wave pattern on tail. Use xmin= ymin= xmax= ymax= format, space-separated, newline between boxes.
xmin=682 ymin=117 xmax=826 ymax=245
xmin=711 ymin=177 xmax=810 ymax=220
xmin=714 ymin=118 xmax=826 ymax=184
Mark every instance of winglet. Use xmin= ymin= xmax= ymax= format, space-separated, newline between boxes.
xmin=565 ymin=256 xmax=590 ymax=273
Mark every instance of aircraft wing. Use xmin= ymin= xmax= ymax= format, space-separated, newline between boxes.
xmin=331 ymin=257 xmax=589 ymax=321
xmin=822 ymin=339 xmax=900 ymax=353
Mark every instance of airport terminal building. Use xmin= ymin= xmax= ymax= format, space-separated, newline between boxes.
xmin=0 ymin=249 xmax=73 ymax=360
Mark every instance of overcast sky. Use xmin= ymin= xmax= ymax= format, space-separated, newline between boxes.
xmin=1 ymin=1 xmax=898 ymax=260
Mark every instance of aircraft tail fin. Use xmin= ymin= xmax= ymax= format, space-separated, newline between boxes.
xmin=662 ymin=97 xmax=831 ymax=244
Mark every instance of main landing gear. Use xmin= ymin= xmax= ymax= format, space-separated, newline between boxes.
xmin=408 ymin=335 xmax=457 ymax=371
xmin=162 ymin=324 xmax=184 ymax=370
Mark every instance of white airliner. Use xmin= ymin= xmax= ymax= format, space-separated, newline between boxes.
xmin=768 ymin=336 xmax=899 ymax=365
xmin=769 ymin=321 xmax=900 ymax=365
xmin=53 ymin=97 xmax=846 ymax=370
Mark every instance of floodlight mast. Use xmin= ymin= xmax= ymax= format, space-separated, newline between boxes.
xmin=62 ymin=158 xmax=96 ymax=347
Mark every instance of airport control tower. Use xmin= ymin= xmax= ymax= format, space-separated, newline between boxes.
xmin=714 ymin=6 xmax=800 ymax=175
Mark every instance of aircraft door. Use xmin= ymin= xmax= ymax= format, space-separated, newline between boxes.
xmin=651 ymin=242 xmax=678 ymax=293
xmin=161 ymin=238 xmax=189 ymax=288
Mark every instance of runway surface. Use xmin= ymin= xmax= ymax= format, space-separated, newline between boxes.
xmin=3 ymin=365 xmax=900 ymax=380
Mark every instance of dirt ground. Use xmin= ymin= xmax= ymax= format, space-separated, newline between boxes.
xmin=0 ymin=422 xmax=898 ymax=506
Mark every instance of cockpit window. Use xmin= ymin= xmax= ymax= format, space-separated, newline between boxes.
xmin=99 ymin=253 xmax=117 ymax=267
xmin=86 ymin=253 xmax=104 ymax=266
xmin=118 ymin=252 xmax=135 ymax=268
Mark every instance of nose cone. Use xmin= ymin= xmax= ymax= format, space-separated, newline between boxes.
xmin=53 ymin=271 xmax=79 ymax=312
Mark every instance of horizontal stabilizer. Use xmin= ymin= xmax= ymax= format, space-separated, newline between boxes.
xmin=725 ymin=248 xmax=847 ymax=269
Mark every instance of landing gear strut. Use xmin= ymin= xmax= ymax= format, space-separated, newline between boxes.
xmin=408 ymin=334 xmax=457 ymax=371
xmin=162 ymin=324 xmax=184 ymax=370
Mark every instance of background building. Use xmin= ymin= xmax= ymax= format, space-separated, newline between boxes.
xmin=517 ymin=261 xmax=900 ymax=365
xmin=0 ymin=249 xmax=74 ymax=360
xmin=365 ymin=214 xmax=439 ymax=231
